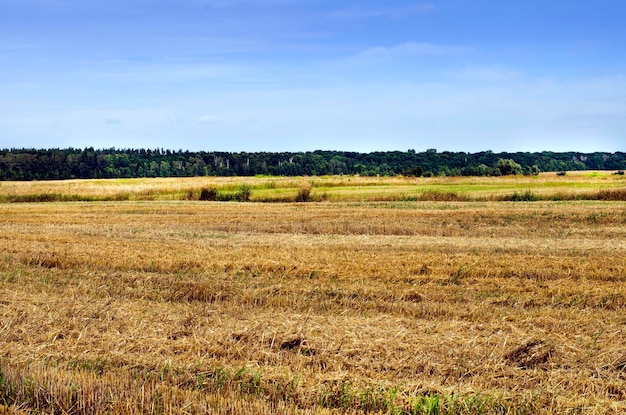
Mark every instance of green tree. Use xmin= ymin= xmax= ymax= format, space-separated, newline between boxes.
xmin=495 ymin=158 xmax=523 ymax=175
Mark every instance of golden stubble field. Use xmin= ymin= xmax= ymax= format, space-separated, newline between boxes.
xmin=1 ymin=176 xmax=626 ymax=414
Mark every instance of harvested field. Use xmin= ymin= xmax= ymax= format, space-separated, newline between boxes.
xmin=1 ymin=177 xmax=626 ymax=413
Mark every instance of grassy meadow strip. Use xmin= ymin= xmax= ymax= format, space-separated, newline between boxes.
xmin=0 ymin=178 xmax=625 ymax=413
xmin=0 ymin=172 xmax=625 ymax=203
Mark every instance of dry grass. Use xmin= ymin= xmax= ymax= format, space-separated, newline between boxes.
xmin=0 ymin=181 xmax=625 ymax=413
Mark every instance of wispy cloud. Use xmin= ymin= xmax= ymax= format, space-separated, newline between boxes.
xmin=95 ymin=62 xmax=244 ymax=84
xmin=447 ymin=65 xmax=522 ymax=83
xmin=0 ymin=39 xmax=14 ymax=51
xmin=0 ymin=37 xmax=38 ymax=51
xmin=197 ymin=115 xmax=222 ymax=124
xmin=189 ymin=0 xmax=300 ymax=7
xmin=329 ymin=4 xmax=435 ymax=20
xmin=356 ymin=42 xmax=472 ymax=61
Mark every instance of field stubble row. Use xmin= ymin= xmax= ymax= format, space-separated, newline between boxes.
xmin=0 ymin=200 xmax=625 ymax=413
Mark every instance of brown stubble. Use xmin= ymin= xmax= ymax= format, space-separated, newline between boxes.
xmin=1 ymin=200 xmax=625 ymax=413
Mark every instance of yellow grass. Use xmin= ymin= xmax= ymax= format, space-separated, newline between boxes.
xmin=0 ymin=177 xmax=625 ymax=413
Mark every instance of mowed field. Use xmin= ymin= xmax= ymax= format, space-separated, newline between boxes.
xmin=1 ymin=174 xmax=625 ymax=414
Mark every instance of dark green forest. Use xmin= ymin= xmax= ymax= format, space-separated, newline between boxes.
xmin=0 ymin=148 xmax=624 ymax=180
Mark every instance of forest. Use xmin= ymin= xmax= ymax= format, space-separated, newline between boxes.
xmin=0 ymin=147 xmax=624 ymax=180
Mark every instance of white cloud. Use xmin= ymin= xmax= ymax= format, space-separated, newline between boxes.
xmin=357 ymin=42 xmax=472 ymax=61
xmin=197 ymin=115 xmax=222 ymax=124
xmin=329 ymin=4 xmax=435 ymax=20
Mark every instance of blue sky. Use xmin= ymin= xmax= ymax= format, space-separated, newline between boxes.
xmin=1 ymin=0 xmax=625 ymax=152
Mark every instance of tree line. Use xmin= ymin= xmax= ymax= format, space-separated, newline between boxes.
xmin=0 ymin=147 xmax=624 ymax=181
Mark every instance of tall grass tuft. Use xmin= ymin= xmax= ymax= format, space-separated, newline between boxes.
xmin=2 ymin=194 xmax=98 ymax=203
xmin=199 ymin=187 xmax=218 ymax=201
xmin=235 ymin=184 xmax=252 ymax=202
xmin=502 ymin=190 xmax=539 ymax=202
xmin=295 ymin=184 xmax=312 ymax=202
xmin=595 ymin=188 xmax=626 ymax=201
xmin=419 ymin=191 xmax=468 ymax=202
